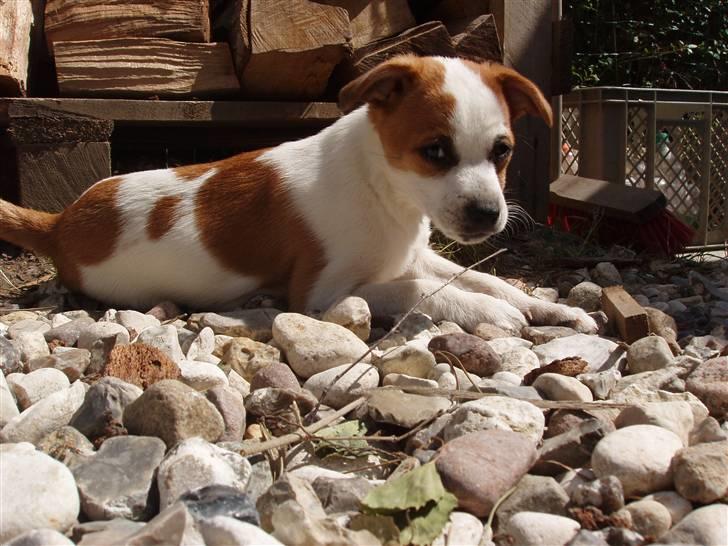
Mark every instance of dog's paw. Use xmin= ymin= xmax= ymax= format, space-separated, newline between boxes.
xmin=531 ymin=302 xmax=599 ymax=334
xmin=469 ymin=296 xmax=528 ymax=335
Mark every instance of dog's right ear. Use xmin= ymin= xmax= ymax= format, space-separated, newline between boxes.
xmin=338 ymin=57 xmax=417 ymax=114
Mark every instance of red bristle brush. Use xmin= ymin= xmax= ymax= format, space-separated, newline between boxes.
xmin=548 ymin=175 xmax=695 ymax=255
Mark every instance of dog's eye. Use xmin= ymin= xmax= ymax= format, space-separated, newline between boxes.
xmin=419 ymin=139 xmax=456 ymax=167
xmin=491 ymin=141 xmax=512 ymax=162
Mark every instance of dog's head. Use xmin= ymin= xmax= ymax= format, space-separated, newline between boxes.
xmin=339 ymin=55 xmax=552 ymax=244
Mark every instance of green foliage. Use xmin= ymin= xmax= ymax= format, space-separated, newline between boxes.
xmin=314 ymin=420 xmax=368 ymax=457
xmin=567 ymin=0 xmax=727 ymax=90
xmin=361 ymin=462 xmax=459 ymax=545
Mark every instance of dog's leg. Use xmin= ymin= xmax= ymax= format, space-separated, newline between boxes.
xmin=407 ymin=248 xmax=598 ymax=333
xmin=354 ymin=279 xmax=527 ymax=334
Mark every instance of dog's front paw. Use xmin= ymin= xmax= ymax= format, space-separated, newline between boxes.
xmin=531 ymin=302 xmax=598 ymax=334
xmin=467 ymin=295 xmax=528 ymax=335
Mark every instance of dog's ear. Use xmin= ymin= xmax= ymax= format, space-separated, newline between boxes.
xmin=338 ymin=57 xmax=417 ymax=114
xmin=486 ymin=65 xmax=553 ymax=127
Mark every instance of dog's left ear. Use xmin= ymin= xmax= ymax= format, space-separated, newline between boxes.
xmin=487 ymin=65 xmax=553 ymax=127
xmin=338 ymin=56 xmax=417 ymax=114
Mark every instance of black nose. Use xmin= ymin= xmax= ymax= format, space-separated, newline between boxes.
xmin=464 ymin=202 xmax=501 ymax=230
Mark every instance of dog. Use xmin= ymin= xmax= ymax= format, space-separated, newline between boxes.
xmin=0 ymin=55 xmax=597 ymax=335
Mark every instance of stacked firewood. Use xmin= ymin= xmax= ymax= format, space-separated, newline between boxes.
xmin=2 ymin=0 xmax=502 ymax=100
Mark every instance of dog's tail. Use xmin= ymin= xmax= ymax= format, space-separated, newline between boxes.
xmin=0 ymin=199 xmax=59 ymax=256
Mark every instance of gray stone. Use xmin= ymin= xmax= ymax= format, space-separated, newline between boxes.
xmin=137 ymin=325 xmax=185 ymax=363
xmin=382 ymin=372 xmax=439 ymax=390
xmin=180 ymin=484 xmax=258 ymax=525
xmin=495 ymin=475 xmax=569 ymax=528
xmin=617 ymin=499 xmax=672 ymax=539
xmin=70 ymin=377 xmax=142 ymax=440
xmin=244 ymin=387 xmax=318 ymax=434
xmin=569 ymin=475 xmax=624 ymax=514
xmin=28 ymin=348 xmax=91 ymax=381
xmin=592 ymin=262 xmax=623 ymax=287
xmin=0 ymin=335 xmax=22 ymax=374
xmin=533 ymin=373 xmax=593 ymax=402
xmin=44 ymin=317 xmax=96 ymax=347
xmin=671 ymin=441 xmax=728 ymax=503
xmin=304 ymin=363 xmax=379 ymax=409
xmin=223 ymin=337 xmax=281 ymax=382
xmin=366 ymin=388 xmax=451 ymax=428
xmin=503 ymin=511 xmax=580 ymax=546
xmin=322 ymin=296 xmax=371 ymax=341
xmin=8 ymin=319 xmax=50 ymax=338
xmin=249 ymin=362 xmax=298 ymax=392
xmin=435 ymin=429 xmax=537 ymax=518
xmin=0 ymin=443 xmax=80 ymax=543
xmin=123 ymin=501 xmax=204 ymax=545
xmin=566 ymin=530 xmax=610 ymax=546
xmin=532 ymin=334 xmax=625 ymax=372
xmin=0 ymin=371 xmax=19 ymax=428
xmin=199 ymin=516 xmax=283 ymax=545
xmin=443 ymin=395 xmax=545 ymax=442
xmin=123 ymin=380 xmax=224 ymax=448
xmin=533 ymin=419 xmax=612 ymax=476
xmin=157 ymin=437 xmax=252 ymax=508
xmin=114 ymin=310 xmax=161 ymax=335
xmin=532 ymin=287 xmax=559 ymax=303
xmin=77 ymin=322 xmax=130 ymax=373
xmin=206 ymin=385 xmax=246 ymax=442
xmin=591 ymin=425 xmax=683 ymax=497
xmin=4 ymin=529 xmax=75 ymax=546
xmin=615 ymin=402 xmax=694 ymax=445
xmin=642 ymin=491 xmax=693 ymax=526
xmin=8 ymin=368 xmax=70 ymax=410
xmin=177 ymin=359 xmax=228 ymax=391
xmin=627 ymin=336 xmax=675 ymax=373
xmin=73 ymin=436 xmax=166 ymax=520
xmin=685 ymin=356 xmax=728 ymax=418
xmin=73 ymin=519 xmax=144 ymax=546
xmin=245 ymin=459 xmax=274 ymax=505
xmin=487 ymin=336 xmax=533 ymax=352
xmin=373 ymin=342 xmax=437 ymax=378
xmin=189 ymin=309 xmax=282 ymax=341
xmin=256 ymin=474 xmax=326 ymax=532
xmin=473 ymin=323 xmax=511 ymax=340
xmin=37 ymin=426 xmax=95 ymax=468
xmin=522 ymin=325 xmax=579 ymax=345
xmin=428 ymin=333 xmax=502 ymax=376
xmin=312 ymin=476 xmax=373 ymax=513
xmin=184 ymin=326 xmax=215 ymax=361
xmin=12 ymin=331 xmax=50 ymax=362
xmin=689 ymin=416 xmax=728 ymax=445
xmin=659 ymin=504 xmax=728 ymax=545
xmin=0 ymin=381 xmax=86 ymax=444
xmin=228 ymin=370 xmax=251 ymax=398
xmin=567 ymin=281 xmax=603 ymax=312
xmin=392 ymin=312 xmax=441 ymax=340
xmin=577 ymin=369 xmax=621 ymax=400
xmin=496 ymin=347 xmax=540 ymax=378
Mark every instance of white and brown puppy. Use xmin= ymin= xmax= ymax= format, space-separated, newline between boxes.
xmin=0 ymin=56 xmax=596 ymax=334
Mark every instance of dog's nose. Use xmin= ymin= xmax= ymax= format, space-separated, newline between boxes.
xmin=464 ymin=202 xmax=501 ymax=230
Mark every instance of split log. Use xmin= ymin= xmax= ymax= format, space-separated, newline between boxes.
xmin=317 ymin=0 xmax=415 ymax=48
xmin=449 ymin=14 xmax=502 ymax=63
xmin=54 ymin=38 xmax=240 ymax=98
xmin=45 ymin=0 xmax=210 ymax=51
xmin=332 ymin=22 xmax=455 ymax=85
xmin=0 ymin=0 xmax=34 ymax=96
xmin=230 ymin=0 xmax=352 ymax=100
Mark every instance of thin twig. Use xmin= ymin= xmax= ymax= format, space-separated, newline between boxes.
xmin=433 ymin=349 xmax=482 ymax=393
xmin=314 ymin=248 xmax=509 ymax=409
xmin=238 ymin=396 xmax=366 ymax=457
xmin=0 ymin=268 xmax=19 ymax=291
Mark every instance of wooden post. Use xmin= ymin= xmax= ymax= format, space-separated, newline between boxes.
xmin=8 ymin=108 xmax=113 ymax=212
xmin=0 ymin=0 xmax=34 ymax=96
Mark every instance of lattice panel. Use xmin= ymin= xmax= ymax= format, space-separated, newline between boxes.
xmin=655 ymin=118 xmax=703 ymax=223
xmin=626 ymin=107 xmax=648 ymax=188
xmin=709 ymin=108 xmax=727 ymax=231
xmin=561 ymin=106 xmax=580 ymax=175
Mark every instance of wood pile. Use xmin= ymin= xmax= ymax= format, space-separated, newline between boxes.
xmin=2 ymin=0 xmax=503 ymax=100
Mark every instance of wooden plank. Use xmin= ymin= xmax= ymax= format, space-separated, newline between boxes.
xmin=45 ymin=0 xmax=210 ymax=50
xmin=318 ymin=0 xmax=415 ymax=48
xmin=601 ymin=286 xmax=649 ymax=344
xmin=332 ymin=22 xmax=456 ymax=85
xmin=449 ymin=14 xmax=502 ymax=63
xmin=426 ymin=0 xmax=491 ymax=22
xmin=231 ymin=0 xmax=351 ymax=100
xmin=0 ymin=0 xmax=34 ymax=96
xmin=53 ymin=38 xmax=240 ymax=98
xmin=0 ymin=98 xmax=341 ymax=126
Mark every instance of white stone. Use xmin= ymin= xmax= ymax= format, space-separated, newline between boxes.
xmin=532 ymin=287 xmax=559 ymax=303
xmin=7 ymin=320 xmax=50 ymax=339
xmin=627 ymin=336 xmax=675 ymax=373
xmin=272 ymin=313 xmax=370 ymax=378
xmin=185 ymin=326 xmax=215 ymax=360
xmin=227 ymin=369 xmax=250 ymax=398
xmin=532 ymin=334 xmax=625 ymax=372
xmin=496 ymin=348 xmax=540 ymax=378
xmin=443 ymin=395 xmax=545 ymax=442
xmin=3 ymin=528 xmax=75 ymax=546
xmin=491 ymin=371 xmax=522 ymax=385
xmin=199 ymin=516 xmax=283 ymax=545
xmin=436 ymin=371 xmax=458 ymax=390
xmin=567 ymin=281 xmax=603 ymax=312
xmin=504 ymin=512 xmax=580 ymax=546
xmin=383 ymin=373 xmax=439 ymax=390
xmin=615 ymin=402 xmax=694 ymax=446
xmin=0 ymin=373 xmax=19 ymax=428
xmin=0 ymin=381 xmax=86 ymax=444
xmin=618 ymin=499 xmax=672 ymax=538
xmin=659 ymin=504 xmax=728 ymax=546
xmin=213 ymin=334 xmax=233 ymax=357
xmin=114 ymin=310 xmax=161 ymax=335
xmin=487 ymin=337 xmax=533 ymax=353
xmin=137 ymin=325 xmax=185 ymax=363
xmin=373 ymin=341 xmax=436 ymax=378
xmin=12 ymin=331 xmax=50 ymax=362
xmin=610 ymin=384 xmax=709 ymax=424
xmin=157 ymin=437 xmax=252 ymax=508
xmin=8 ymin=368 xmax=70 ymax=410
xmin=322 ymin=296 xmax=371 ymax=341
xmin=432 ymin=511 xmax=484 ymax=546
xmin=591 ymin=425 xmax=684 ymax=497
xmin=303 ymin=363 xmax=379 ymax=409
xmin=177 ymin=360 xmax=229 ymax=391
xmin=429 ymin=362 xmax=481 ymax=389
xmin=532 ymin=373 xmax=593 ymax=402
xmin=77 ymin=322 xmax=130 ymax=350
xmin=642 ymin=491 xmax=693 ymax=526
xmin=0 ymin=443 xmax=80 ymax=542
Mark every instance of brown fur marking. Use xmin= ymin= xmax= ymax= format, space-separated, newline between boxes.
xmin=147 ymin=195 xmax=182 ymax=240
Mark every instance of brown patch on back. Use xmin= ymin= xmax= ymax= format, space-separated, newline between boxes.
xmin=364 ymin=57 xmax=456 ymax=178
xmin=195 ymin=150 xmax=325 ymax=311
xmin=147 ymin=195 xmax=182 ymax=240
xmin=53 ymin=177 xmax=123 ymax=290
xmin=174 ymin=163 xmax=216 ymax=182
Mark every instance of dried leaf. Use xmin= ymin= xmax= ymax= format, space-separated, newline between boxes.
xmin=399 ymin=492 xmax=459 ymax=546
xmin=362 ymin=461 xmax=448 ymax=513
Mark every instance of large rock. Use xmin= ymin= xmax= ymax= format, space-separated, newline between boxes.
xmin=123 ymin=380 xmax=224 ymax=448
xmin=532 ymin=334 xmax=625 ymax=372
xmin=73 ymin=436 xmax=166 ymax=520
xmin=121 ymin=501 xmax=204 ymax=545
xmin=435 ymin=430 xmax=537 ymax=517
xmin=627 ymin=336 xmax=675 ymax=373
xmin=322 ymin=296 xmax=371 ymax=341
xmin=0 ymin=381 xmax=86 ymax=444
xmin=303 ymin=363 xmax=379 ymax=409
xmin=671 ymin=441 xmax=728 ymax=504
xmin=591 ymin=425 xmax=683 ymax=497
xmin=157 ymin=437 xmax=252 ymax=508
xmin=659 ymin=504 xmax=728 ymax=545
xmin=8 ymin=368 xmax=70 ymax=410
xmin=615 ymin=402 xmax=694 ymax=446
xmin=0 ymin=443 xmax=80 ymax=542
xmin=685 ymin=356 xmax=728 ymax=418
xmin=272 ymin=313 xmax=370 ymax=378
xmin=428 ymin=333 xmax=502 ymax=376
xmin=44 ymin=317 xmax=96 ymax=347
xmin=12 ymin=331 xmax=50 ymax=362
xmin=70 ymin=377 xmax=142 ymax=440
xmin=443 ymin=396 xmax=545 ymax=443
